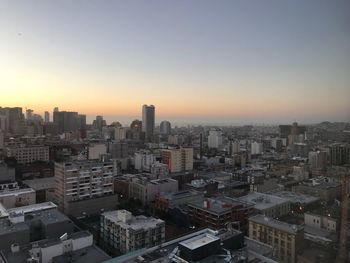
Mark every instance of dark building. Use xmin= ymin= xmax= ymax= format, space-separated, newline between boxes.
xmin=53 ymin=111 xmax=79 ymax=133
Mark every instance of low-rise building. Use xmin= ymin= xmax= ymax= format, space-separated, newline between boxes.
xmin=0 ymin=187 xmax=36 ymax=208
xmin=100 ymin=210 xmax=165 ymax=254
xmin=0 ymin=202 xmax=74 ymax=250
xmin=128 ymin=176 xmax=178 ymax=205
xmin=0 ymin=231 xmax=111 ymax=263
xmin=188 ymin=196 xmax=254 ymax=230
xmin=238 ymin=192 xmax=290 ymax=218
xmin=249 ymin=214 xmax=304 ymax=263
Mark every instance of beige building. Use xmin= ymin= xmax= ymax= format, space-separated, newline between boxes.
xmin=304 ymin=212 xmax=337 ymax=232
xmin=161 ymin=148 xmax=193 ymax=173
xmin=54 ymin=160 xmax=118 ymax=216
xmin=100 ymin=210 xmax=165 ymax=254
xmin=249 ymin=215 xmax=304 ymax=263
xmin=6 ymin=145 xmax=49 ymax=164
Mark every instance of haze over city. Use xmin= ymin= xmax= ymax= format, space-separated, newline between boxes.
xmin=1 ymin=0 xmax=350 ymax=125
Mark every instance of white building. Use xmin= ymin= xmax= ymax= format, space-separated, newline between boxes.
xmin=308 ymin=150 xmax=327 ymax=171
xmin=208 ymin=129 xmax=223 ymax=149
xmin=114 ymin=127 xmax=127 ymax=141
xmin=134 ymin=151 xmax=157 ymax=172
xmin=304 ymin=212 xmax=337 ymax=232
xmin=100 ymin=210 xmax=165 ymax=254
xmin=161 ymin=148 xmax=193 ymax=173
xmin=150 ymin=162 xmax=169 ymax=179
xmin=251 ymin=141 xmax=263 ymax=155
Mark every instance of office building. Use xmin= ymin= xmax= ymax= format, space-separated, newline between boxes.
xmin=44 ymin=111 xmax=50 ymax=123
xmin=5 ymin=145 xmax=49 ymax=164
xmin=249 ymin=215 xmax=304 ymax=263
xmin=54 ymin=160 xmax=118 ymax=217
xmin=0 ymin=107 xmax=26 ymax=135
xmin=208 ymin=129 xmax=223 ymax=149
xmin=142 ymin=104 xmax=155 ymax=142
xmin=100 ymin=210 xmax=165 ymax=254
xmin=160 ymin=120 xmax=171 ymax=135
xmin=114 ymin=127 xmax=127 ymax=141
xmin=53 ymin=110 xmax=79 ymax=133
xmin=161 ymin=148 xmax=193 ymax=173
xmin=329 ymin=143 xmax=350 ymax=165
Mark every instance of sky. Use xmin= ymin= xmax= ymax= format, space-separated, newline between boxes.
xmin=0 ymin=0 xmax=349 ymax=125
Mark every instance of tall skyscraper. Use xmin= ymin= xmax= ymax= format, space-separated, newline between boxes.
xmin=142 ymin=105 xmax=155 ymax=142
xmin=160 ymin=121 xmax=171 ymax=135
xmin=44 ymin=111 xmax=50 ymax=123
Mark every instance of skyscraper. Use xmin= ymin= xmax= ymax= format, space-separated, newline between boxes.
xmin=160 ymin=121 xmax=171 ymax=135
xmin=142 ymin=105 xmax=155 ymax=142
xmin=44 ymin=111 xmax=50 ymax=123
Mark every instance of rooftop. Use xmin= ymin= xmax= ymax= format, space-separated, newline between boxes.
xmin=237 ymin=192 xmax=290 ymax=210
xmin=179 ymin=233 xmax=220 ymax=250
xmin=269 ymin=191 xmax=319 ymax=204
xmin=249 ymin=214 xmax=303 ymax=234
xmin=102 ymin=210 xmax=164 ymax=231
xmin=22 ymin=177 xmax=55 ymax=190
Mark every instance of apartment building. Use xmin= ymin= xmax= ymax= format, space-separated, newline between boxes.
xmin=54 ymin=160 xmax=118 ymax=216
xmin=249 ymin=214 xmax=304 ymax=263
xmin=161 ymin=148 xmax=193 ymax=173
xmin=100 ymin=210 xmax=165 ymax=254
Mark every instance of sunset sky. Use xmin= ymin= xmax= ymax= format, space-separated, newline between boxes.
xmin=1 ymin=0 xmax=349 ymax=125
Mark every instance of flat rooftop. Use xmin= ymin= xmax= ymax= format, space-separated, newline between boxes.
xmin=22 ymin=177 xmax=55 ymax=190
xmin=238 ymin=192 xmax=290 ymax=210
xmin=102 ymin=210 xmax=164 ymax=231
xmin=7 ymin=202 xmax=57 ymax=215
xmin=269 ymin=191 xmax=319 ymax=204
xmin=188 ymin=196 xmax=249 ymax=215
xmin=179 ymin=233 xmax=220 ymax=250
xmin=249 ymin=214 xmax=303 ymax=234
xmin=0 ymin=187 xmax=35 ymax=197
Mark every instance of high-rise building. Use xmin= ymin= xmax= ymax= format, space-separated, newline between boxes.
xmin=44 ymin=111 xmax=50 ymax=123
xmin=160 ymin=121 xmax=171 ymax=135
xmin=93 ymin=115 xmax=106 ymax=131
xmin=26 ymin=109 xmax=33 ymax=120
xmin=54 ymin=160 xmax=118 ymax=216
xmin=0 ymin=130 xmax=3 ymax=150
xmin=53 ymin=111 xmax=79 ymax=133
xmin=251 ymin=141 xmax=263 ymax=155
xmin=208 ymin=129 xmax=223 ymax=149
xmin=100 ymin=210 xmax=165 ymax=254
xmin=0 ymin=107 xmax=25 ymax=135
xmin=308 ymin=150 xmax=327 ymax=171
xmin=142 ymin=105 xmax=155 ymax=142
xmin=161 ymin=148 xmax=193 ymax=173
xmin=114 ymin=127 xmax=127 ymax=141
xmin=329 ymin=143 xmax=350 ymax=166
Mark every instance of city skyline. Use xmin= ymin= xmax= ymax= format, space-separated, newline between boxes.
xmin=1 ymin=0 xmax=350 ymax=124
